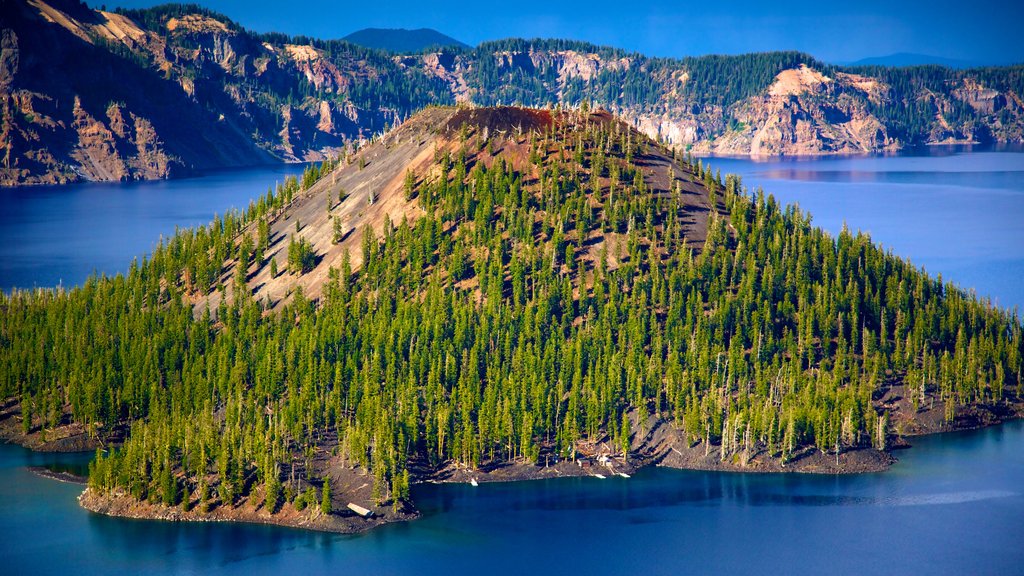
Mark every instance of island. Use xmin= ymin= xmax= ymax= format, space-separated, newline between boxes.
xmin=2 ymin=105 xmax=1021 ymax=534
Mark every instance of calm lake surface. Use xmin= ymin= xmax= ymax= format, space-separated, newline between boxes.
xmin=2 ymin=423 xmax=1023 ymax=575
xmin=0 ymin=164 xmax=308 ymax=290
xmin=1 ymin=150 xmax=1023 ymax=574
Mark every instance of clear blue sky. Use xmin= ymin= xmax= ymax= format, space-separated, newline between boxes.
xmin=107 ymin=0 xmax=1024 ymax=64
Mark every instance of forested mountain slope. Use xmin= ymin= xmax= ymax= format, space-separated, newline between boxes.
xmin=1 ymin=106 xmax=1020 ymax=532
xmin=3 ymin=0 xmax=1022 ymax=185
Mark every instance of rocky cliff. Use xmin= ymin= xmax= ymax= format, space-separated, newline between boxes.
xmin=442 ymin=45 xmax=1023 ymax=155
xmin=3 ymin=0 xmax=1022 ymax=185
xmin=0 ymin=0 xmax=450 ymax=185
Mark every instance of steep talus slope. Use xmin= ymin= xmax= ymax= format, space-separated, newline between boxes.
xmin=198 ymin=106 xmax=456 ymax=314
xmin=197 ymin=105 xmax=711 ymax=316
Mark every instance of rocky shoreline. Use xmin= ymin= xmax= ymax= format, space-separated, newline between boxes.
xmin=10 ymin=390 xmax=1021 ymax=536
xmin=27 ymin=467 xmax=87 ymax=484
xmin=77 ymin=488 xmax=414 ymax=534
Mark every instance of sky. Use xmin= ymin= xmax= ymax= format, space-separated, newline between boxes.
xmin=107 ymin=0 xmax=1024 ymax=65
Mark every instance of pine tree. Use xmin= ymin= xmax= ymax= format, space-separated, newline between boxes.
xmin=320 ymin=478 xmax=332 ymax=514
xmin=265 ymin=466 xmax=282 ymax=513
xmin=403 ymin=170 xmax=416 ymax=201
xmin=332 ymin=216 xmax=344 ymax=244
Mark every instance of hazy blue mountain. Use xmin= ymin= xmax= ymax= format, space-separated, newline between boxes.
xmin=846 ymin=52 xmax=977 ymax=69
xmin=342 ymin=28 xmax=469 ymax=53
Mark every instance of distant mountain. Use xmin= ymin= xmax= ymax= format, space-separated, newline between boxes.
xmin=342 ymin=28 xmax=468 ymax=53
xmin=846 ymin=52 xmax=977 ymax=69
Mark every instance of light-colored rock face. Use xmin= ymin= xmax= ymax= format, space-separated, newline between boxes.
xmin=836 ymin=72 xmax=887 ymax=103
xmin=768 ymin=64 xmax=833 ymax=97
xmin=317 ymin=101 xmax=335 ymax=133
xmin=690 ymin=65 xmax=901 ymax=156
xmin=712 ymin=66 xmax=881 ymax=155
xmin=420 ymin=52 xmax=471 ymax=102
xmin=290 ymin=53 xmax=349 ymax=93
xmin=604 ymin=64 xmax=895 ymax=155
xmin=725 ymin=92 xmax=894 ymax=156
xmin=285 ymin=44 xmax=318 ymax=62
xmin=489 ymin=49 xmax=631 ymax=86
xmin=166 ymin=15 xmax=231 ymax=35
xmin=631 ymin=113 xmax=702 ymax=146
xmin=954 ymin=78 xmax=1006 ymax=115
xmin=542 ymin=50 xmax=629 ymax=84
xmin=550 ymin=51 xmax=602 ymax=82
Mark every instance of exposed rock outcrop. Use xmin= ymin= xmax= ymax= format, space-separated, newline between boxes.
xmin=708 ymin=65 xmax=896 ymax=155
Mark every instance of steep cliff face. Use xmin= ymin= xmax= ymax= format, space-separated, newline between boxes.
xmin=430 ymin=45 xmax=1023 ymax=156
xmin=700 ymin=66 xmax=895 ymax=155
xmin=1 ymin=0 xmax=277 ymax=185
xmin=3 ymin=0 xmax=1023 ymax=186
xmin=0 ymin=0 xmax=447 ymax=185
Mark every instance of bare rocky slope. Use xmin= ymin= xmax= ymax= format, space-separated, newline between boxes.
xmin=3 ymin=0 xmax=1023 ymax=185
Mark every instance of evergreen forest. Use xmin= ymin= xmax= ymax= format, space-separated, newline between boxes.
xmin=1 ymin=107 xmax=1020 ymax=513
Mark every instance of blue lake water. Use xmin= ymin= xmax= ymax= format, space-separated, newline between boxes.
xmin=0 ymin=164 xmax=307 ymax=291
xmin=1 ymin=151 xmax=1023 ymax=573
xmin=2 ymin=423 xmax=1023 ymax=575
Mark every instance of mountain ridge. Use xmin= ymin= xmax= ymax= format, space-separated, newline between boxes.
xmin=2 ymin=0 xmax=1023 ymax=186
xmin=845 ymin=52 xmax=984 ymax=69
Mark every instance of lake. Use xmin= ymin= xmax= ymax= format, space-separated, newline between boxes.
xmin=0 ymin=164 xmax=308 ymax=291
xmin=1 ymin=150 xmax=1023 ymax=574
xmin=2 ymin=423 xmax=1022 ymax=575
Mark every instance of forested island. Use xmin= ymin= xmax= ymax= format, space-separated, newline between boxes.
xmin=1 ymin=106 xmax=1021 ymax=534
